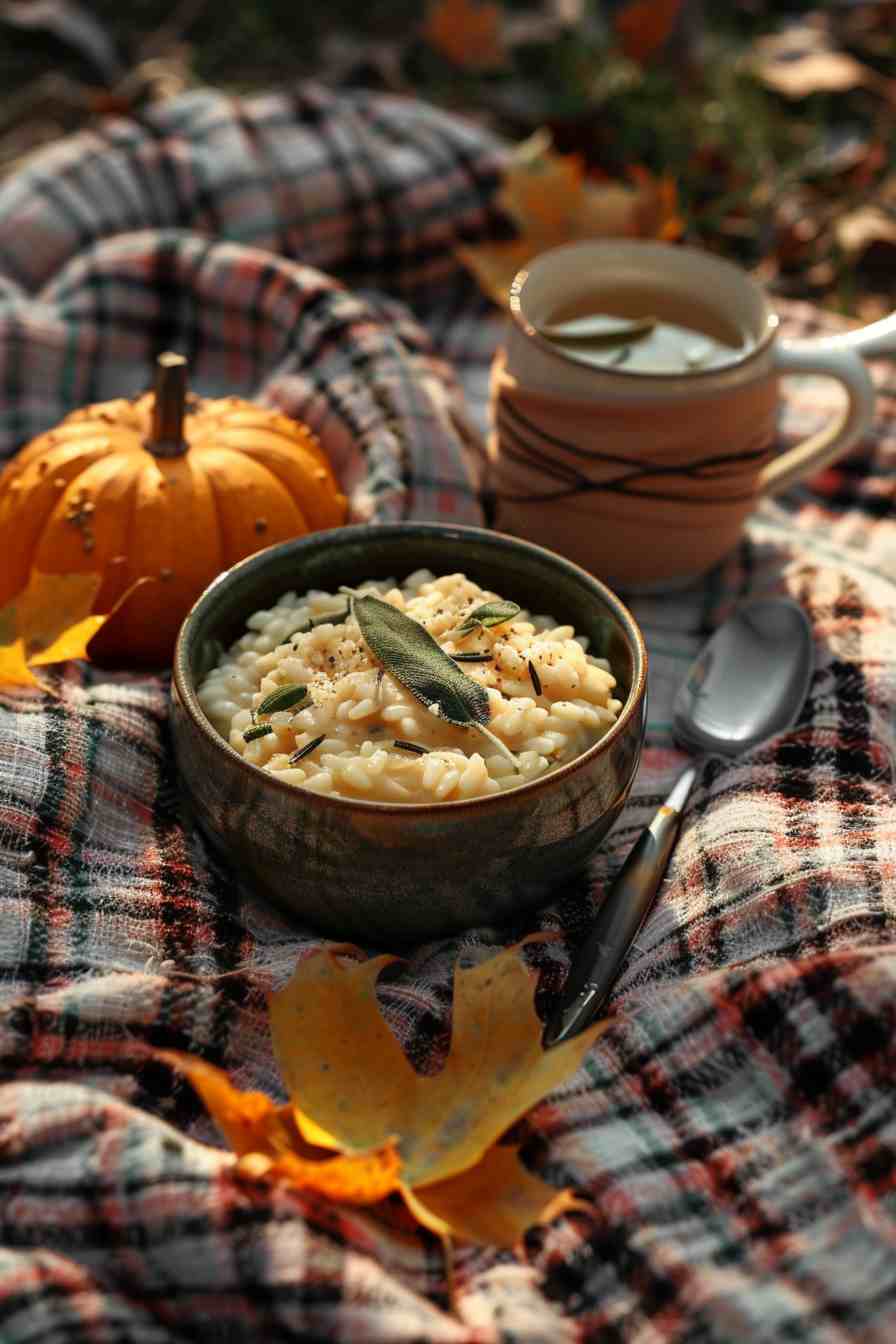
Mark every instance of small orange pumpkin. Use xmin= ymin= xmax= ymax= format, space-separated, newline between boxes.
xmin=0 ymin=354 xmax=347 ymax=665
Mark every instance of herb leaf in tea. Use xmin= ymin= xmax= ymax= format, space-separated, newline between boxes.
xmin=537 ymin=314 xmax=657 ymax=346
xmin=541 ymin=289 xmax=748 ymax=375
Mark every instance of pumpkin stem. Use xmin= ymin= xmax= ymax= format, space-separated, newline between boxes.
xmin=148 ymin=351 xmax=188 ymax=457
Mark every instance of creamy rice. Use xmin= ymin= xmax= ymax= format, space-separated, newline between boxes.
xmin=197 ymin=571 xmax=622 ymax=804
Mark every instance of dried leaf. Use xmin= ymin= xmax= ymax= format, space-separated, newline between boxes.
xmin=836 ymin=206 xmax=896 ymax=267
xmin=267 ymin=939 xmax=608 ymax=1245
xmin=749 ymin=26 xmax=880 ymax=100
xmin=162 ymin=943 xmax=609 ymax=1247
xmin=421 ymin=0 xmax=506 ymax=71
xmin=158 ymin=1051 xmax=403 ymax=1206
xmin=458 ymin=130 xmax=683 ymax=307
xmin=0 ymin=571 xmax=149 ymax=688
xmin=404 ymin=1144 xmax=589 ymax=1245
xmin=497 ymin=129 xmax=586 ymax=239
xmin=614 ymin=0 xmax=682 ymax=64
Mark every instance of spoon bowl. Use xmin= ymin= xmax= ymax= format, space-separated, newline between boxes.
xmin=673 ymin=598 xmax=814 ymax=757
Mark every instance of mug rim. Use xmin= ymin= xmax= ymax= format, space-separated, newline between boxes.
xmin=508 ymin=239 xmax=780 ymax=384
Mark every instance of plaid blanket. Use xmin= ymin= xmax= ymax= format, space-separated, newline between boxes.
xmin=1 ymin=85 xmax=895 ymax=1344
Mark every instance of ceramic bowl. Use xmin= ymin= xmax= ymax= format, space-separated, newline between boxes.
xmin=171 ymin=523 xmax=647 ymax=946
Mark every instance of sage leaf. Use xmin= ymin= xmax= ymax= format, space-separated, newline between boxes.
xmin=343 ymin=589 xmax=518 ymax=770
xmin=257 ymin=683 xmax=309 ymax=715
xmin=457 ymin=599 xmax=521 ymax=635
xmin=244 ymin=724 xmax=274 ymax=743
xmin=347 ymin=591 xmax=490 ymax=727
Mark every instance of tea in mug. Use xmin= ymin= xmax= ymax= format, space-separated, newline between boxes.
xmin=541 ymin=285 xmax=752 ymax=375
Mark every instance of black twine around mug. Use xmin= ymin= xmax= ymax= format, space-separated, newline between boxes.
xmin=486 ymin=394 xmax=773 ymax=505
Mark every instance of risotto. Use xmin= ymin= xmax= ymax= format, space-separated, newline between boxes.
xmin=197 ymin=571 xmax=622 ymax=803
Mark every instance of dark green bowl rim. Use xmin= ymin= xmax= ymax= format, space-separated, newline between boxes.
xmin=172 ymin=523 xmax=648 ymax=816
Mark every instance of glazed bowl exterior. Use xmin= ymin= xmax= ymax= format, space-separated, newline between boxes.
xmin=171 ymin=523 xmax=647 ymax=946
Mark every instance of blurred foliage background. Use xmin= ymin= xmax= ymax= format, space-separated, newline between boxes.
xmin=1 ymin=0 xmax=895 ymax=320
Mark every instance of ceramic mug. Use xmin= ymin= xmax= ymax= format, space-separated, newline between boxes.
xmin=488 ymin=239 xmax=894 ymax=590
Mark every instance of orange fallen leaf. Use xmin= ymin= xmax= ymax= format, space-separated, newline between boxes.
xmin=165 ymin=940 xmax=608 ymax=1248
xmin=458 ymin=129 xmax=683 ymax=307
xmin=157 ymin=1051 xmax=403 ymax=1206
xmin=0 ymin=570 xmax=151 ymax=688
xmin=404 ymin=1143 xmax=590 ymax=1246
xmin=267 ymin=938 xmax=607 ymax=1245
xmin=615 ymin=0 xmax=682 ymax=64
xmin=421 ymin=0 xmax=506 ymax=71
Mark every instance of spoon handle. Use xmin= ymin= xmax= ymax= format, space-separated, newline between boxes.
xmin=542 ymin=765 xmax=698 ymax=1048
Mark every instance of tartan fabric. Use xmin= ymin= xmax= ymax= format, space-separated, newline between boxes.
xmin=1 ymin=86 xmax=896 ymax=1344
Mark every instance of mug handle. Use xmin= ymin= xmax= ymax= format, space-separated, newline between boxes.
xmin=758 ymin=340 xmax=876 ymax=497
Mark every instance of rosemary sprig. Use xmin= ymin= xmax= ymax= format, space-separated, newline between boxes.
xmin=289 ymin=605 xmax=350 ymax=640
xmin=243 ymin=724 xmax=274 ymax=743
xmin=392 ymin=739 xmax=429 ymax=755
xmin=527 ymin=660 xmax=543 ymax=696
xmin=289 ymin=733 xmax=326 ymax=765
xmin=450 ymin=652 xmax=493 ymax=663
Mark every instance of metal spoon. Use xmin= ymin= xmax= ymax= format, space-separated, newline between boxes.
xmin=542 ymin=596 xmax=814 ymax=1048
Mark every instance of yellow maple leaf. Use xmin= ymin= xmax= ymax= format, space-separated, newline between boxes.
xmin=157 ymin=1051 xmax=403 ymax=1205
xmin=0 ymin=571 xmax=151 ymax=688
xmin=458 ymin=129 xmax=684 ymax=307
xmin=167 ymin=939 xmax=608 ymax=1248
xmin=421 ymin=0 xmax=506 ymax=71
